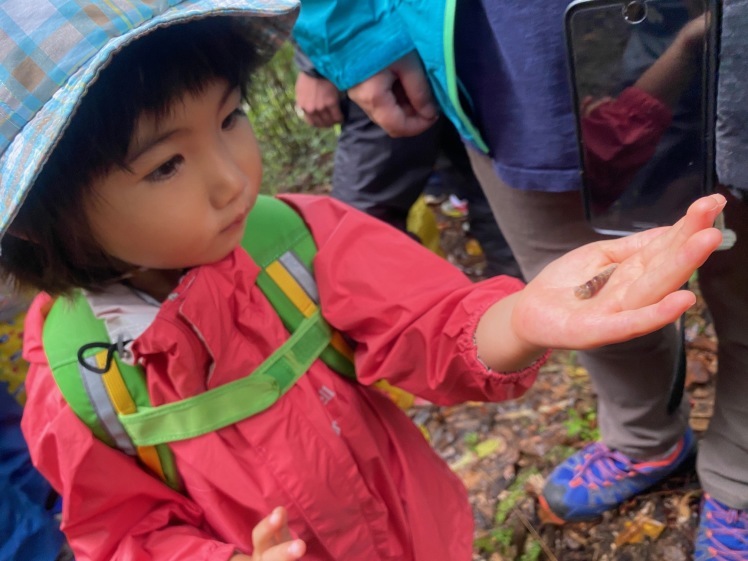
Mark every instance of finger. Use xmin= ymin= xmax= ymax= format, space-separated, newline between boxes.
xmin=260 ymin=539 xmax=306 ymax=561
xmin=317 ymin=108 xmax=341 ymax=128
xmin=618 ymin=196 xmax=725 ymax=303
xmin=394 ymin=57 xmax=438 ymax=122
xmin=366 ymin=91 xmax=426 ymax=137
xmin=350 ymin=70 xmax=436 ymax=136
xmin=621 ymin=226 xmax=722 ymax=309
xmin=633 ymin=194 xmax=726 ymax=260
xmin=251 ymin=507 xmax=285 ymax=553
xmin=327 ymin=102 xmax=344 ymax=125
xmin=598 ymin=193 xmax=726 ymax=265
xmin=303 ymin=112 xmax=317 ymax=127
xmin=578 ymin=290 xmax=697 ymax=349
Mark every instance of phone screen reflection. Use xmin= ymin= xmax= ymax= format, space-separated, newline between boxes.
xmin=565 ymin=0 xmax=716 ymax=235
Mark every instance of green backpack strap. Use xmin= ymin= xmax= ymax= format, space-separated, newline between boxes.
xmin=117 ymin=308 xmax=333 ymax=446
xmin=242 ymin=195 xmax=356 ymax=378
xmin=45 ymin=294 xmax=333 ymax=487
xmin=43 ymin=195 xmax=356 ymax=490
xmin=44 ymin=293 xmax=182 ymax=490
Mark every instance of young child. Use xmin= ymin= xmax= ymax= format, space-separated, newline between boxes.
xmin=0 ymin=1 xmax=725 ymax=560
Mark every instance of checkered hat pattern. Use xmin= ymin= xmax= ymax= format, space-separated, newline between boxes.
xmin=0 ymin=0 xmax=298 ymax=237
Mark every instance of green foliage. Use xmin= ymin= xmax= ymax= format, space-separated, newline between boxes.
xmin=564 ymin=407 xmax=600 ymax=442
xmin=519 ymin=539 xmax=543 ymax=561
xmin=463 ymin=431 xmax=480 ymax=449
xmin=246 ymin=43 xmax=338 ymax=194
xmin=474 ymin=527 xmax=514 ymax=555
xmin=494 ymin=468 xmax=539 ymax=525
xmin=546 ymin=444 xmax=577 ymax=465
xmin=472 ymin=468 xmax=548 ymax=557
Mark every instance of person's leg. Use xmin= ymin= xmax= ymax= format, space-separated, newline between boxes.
xmin=467 ymin=147 xmax=691 ymax=520
xmin=691 ymin=6 xmax=748 ymax=555
xmin=693 ymin=188 xmax=748 ymax=556
xmin=331 ymin=99 xmax=442 ymax=232
xmin=437 ymin=123 xmax=522 ymax=278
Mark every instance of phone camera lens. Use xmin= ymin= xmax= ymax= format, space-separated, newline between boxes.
xmin=622 ymin=1 xmax=647 ymax=23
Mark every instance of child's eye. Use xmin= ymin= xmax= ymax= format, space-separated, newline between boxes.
xmin=222 ymin=107 xmax=247 ymax=130
xmin=144 ymin=155 xmax=184 ymax=182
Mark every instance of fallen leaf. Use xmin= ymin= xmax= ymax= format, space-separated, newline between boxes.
xmin=449 ymin=451 xmax=477 ymax=472
xmin=614 ymin=515 xmax=665 ymax=547
xmin=675 ymin=490 xmax=702 ymax=525
xmin=685 ymin=358 xmax=711 ymax=388
xmin=687 ymin=335 xmax=718 ymax=353
xmin=689 ymin=417 xmax=710 ymax=432
xmin=475 ymin=437 xmax=506 ymax=459
xmin=691 ymin=400 xmax=714 ymax=419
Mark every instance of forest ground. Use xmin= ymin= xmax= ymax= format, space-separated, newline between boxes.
xmin=412 ymin=197 xmax=717 ymax=561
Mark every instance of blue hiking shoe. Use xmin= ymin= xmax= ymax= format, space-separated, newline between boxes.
xmin=695 ymin=494 xmax=748 ymax=561
xmin=539 ymin=428 xmax=696 ymax=523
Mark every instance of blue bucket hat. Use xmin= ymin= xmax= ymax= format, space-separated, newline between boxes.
xmin=0 ymin=0 xmax=298 ymax=239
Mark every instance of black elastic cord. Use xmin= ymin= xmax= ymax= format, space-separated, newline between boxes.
xmin=77 ymin=338 xmax=132 ymax=375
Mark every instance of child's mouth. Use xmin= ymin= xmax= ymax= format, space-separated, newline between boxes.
xmin=221 ymin=209 xmax=249 ymax=233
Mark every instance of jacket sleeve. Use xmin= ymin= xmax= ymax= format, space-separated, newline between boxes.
xmin=279 ymin=194 xmax=547 ymax=405
xmin=293 ymin=0 xmax=414 ymax=90
xmin=20 ymin=295 xmax=238 ymax=561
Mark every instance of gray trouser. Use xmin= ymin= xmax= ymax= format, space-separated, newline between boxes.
xmin=696 ymin=189 xmax=748 ymax=509
xmin=467 ymin=148 xmax=748 ymax=510
xmin=331 ymin=100 xmax=519 ymax=276
xmin=696 ymin=0 xmax=748 ymax=509
xmin=331 ymin=100 xmax=440 ymax=232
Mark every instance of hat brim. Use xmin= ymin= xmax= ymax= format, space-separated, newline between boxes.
xmin=0 ymin=0 xmax=298 ymax=239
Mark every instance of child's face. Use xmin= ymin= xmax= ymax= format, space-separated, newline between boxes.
xmin=84 ymin=79 xmax=262 ymax=271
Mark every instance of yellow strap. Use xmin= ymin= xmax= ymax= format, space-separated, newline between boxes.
xmin=267 ymin=260 xmax=356 ymax=361
xmin=330 ymin=331 xmax=354 ymax=362
xmin=265 ymin=261 xmax=318 ymax=317
xmin=97 ymin=352 xmax=136 ymax=414
xmin=135 ymin=445 xmax=167 ymax=481
xmin=95 ymin=352 xmax=168 ymax=482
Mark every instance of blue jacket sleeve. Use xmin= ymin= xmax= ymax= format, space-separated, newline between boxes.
xmin=293 ymin=0 xmax=415 ymax=90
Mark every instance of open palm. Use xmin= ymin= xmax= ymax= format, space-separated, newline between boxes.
xmin=511 ymin=194 xmax=726 ymax=350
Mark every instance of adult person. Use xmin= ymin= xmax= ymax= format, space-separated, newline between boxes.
xmin=294 ymin=49 xmax=521 ymax=278
xmin=293 ymin=1 xmax=748 ymax=557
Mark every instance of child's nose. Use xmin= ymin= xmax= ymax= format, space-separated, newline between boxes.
xmin=208 ymin=145 xmax=247 ymax=208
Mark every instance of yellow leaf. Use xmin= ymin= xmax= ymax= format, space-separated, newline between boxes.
xmin=614 ymin=516 xmax=665 ymax=547
xmin=474 ymin=438 xmax=506 ymax=458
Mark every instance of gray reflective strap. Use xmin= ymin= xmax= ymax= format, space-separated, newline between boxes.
xmin=79 ymin=357 xmax=137 ymax=456
xmin=279 ymin=251 xmax=319 ymax=304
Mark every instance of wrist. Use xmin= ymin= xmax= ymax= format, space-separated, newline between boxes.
xmin=475 ymin=293 xmax=547 ymax=372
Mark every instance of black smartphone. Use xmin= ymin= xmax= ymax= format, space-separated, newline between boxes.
xmin=564 ymin=0 xmax=718 ymax=235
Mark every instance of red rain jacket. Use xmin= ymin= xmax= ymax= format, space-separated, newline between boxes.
xmin=22 ymin=195 xmax=544 ymax=561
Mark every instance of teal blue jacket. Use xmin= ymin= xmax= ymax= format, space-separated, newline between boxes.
xmin=293 ymin=0 xmax=489 ymax=153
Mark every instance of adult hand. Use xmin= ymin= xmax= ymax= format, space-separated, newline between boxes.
xmin=347 ymin=51 xmax=438 ymax=137
xmin=230 ymin=506 xmax=306 ymax=561
xmin=511 ymin=194 xmax=726 ymax=350
xmin=294 ymin=72 xmax=344 ymax=128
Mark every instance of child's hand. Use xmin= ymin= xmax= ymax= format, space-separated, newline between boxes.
xmin=511 ymin=194 xmax=725 ymax=351
xmin=232 ymin=507 xmax=306 ymax=561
